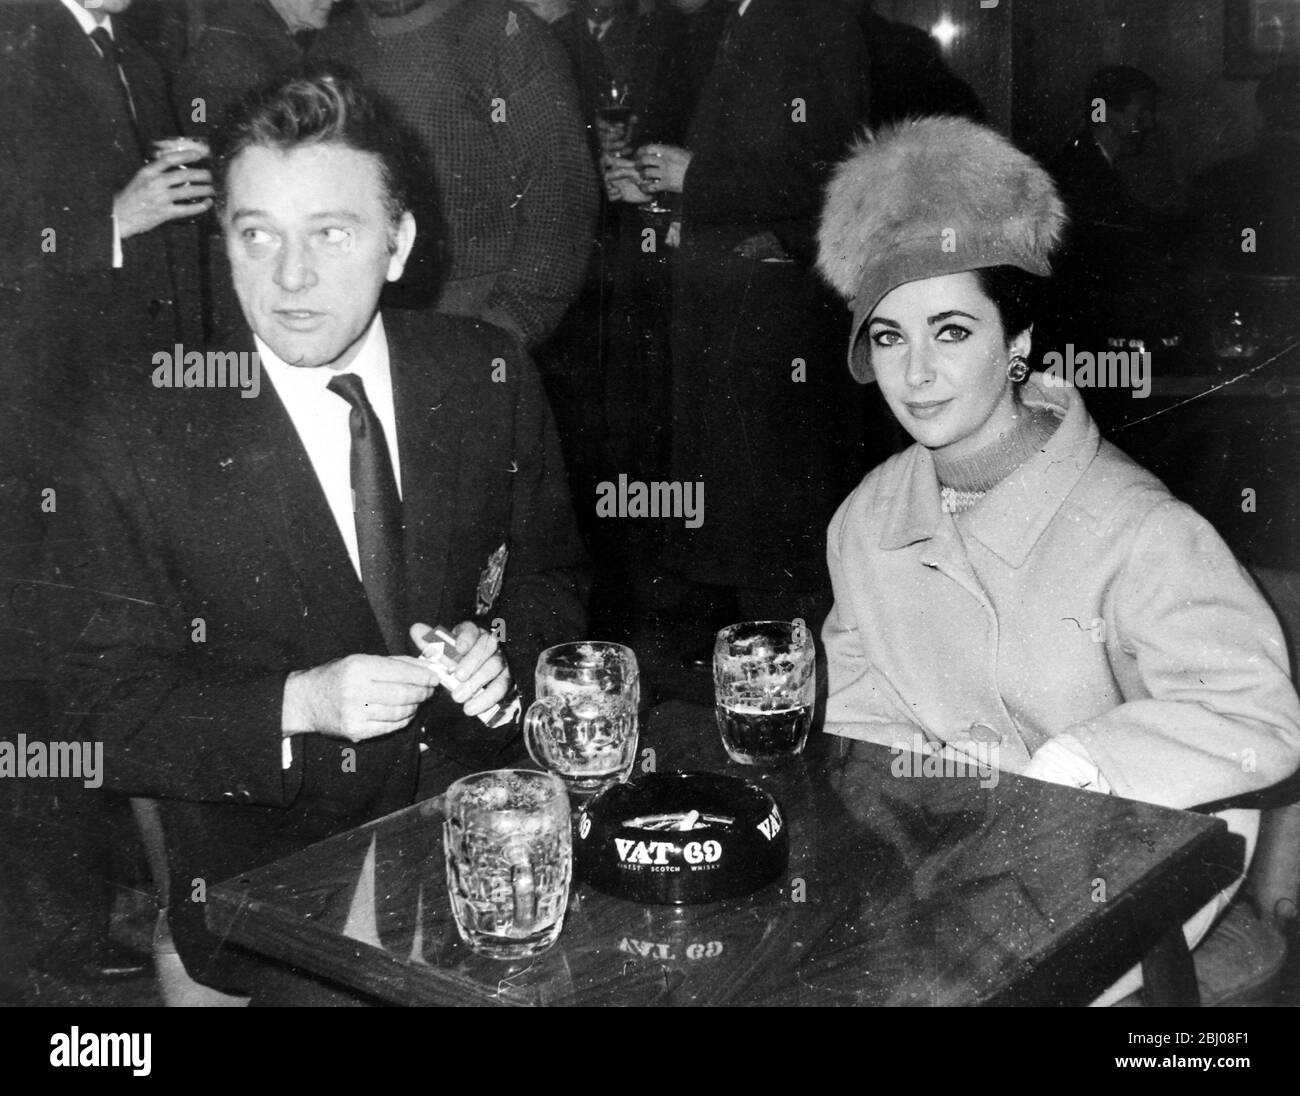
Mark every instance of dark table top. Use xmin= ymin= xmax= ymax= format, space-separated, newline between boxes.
xmin=207 ymin=700 xmax=1243 ymax=1006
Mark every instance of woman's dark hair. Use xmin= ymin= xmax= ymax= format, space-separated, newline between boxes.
xmin=974 ymin=265 xmax=1044 ymax=344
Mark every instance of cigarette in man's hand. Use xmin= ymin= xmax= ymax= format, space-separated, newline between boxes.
xmin=414 ymin=625 xmax=520 ymax=729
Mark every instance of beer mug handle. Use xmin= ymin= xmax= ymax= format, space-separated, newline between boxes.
xmin=506 ymin=837 xmax=538 ymax=933
xmin=523 ymin=696 xmax=564 ymax=770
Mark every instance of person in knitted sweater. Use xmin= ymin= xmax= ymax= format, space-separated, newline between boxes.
xmin=816 ymin=117 xmax=1300 ymax=1004
xmin=314 ymin=0 xmax=598 ymax=346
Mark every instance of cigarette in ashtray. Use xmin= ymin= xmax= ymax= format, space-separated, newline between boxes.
xmin=415 ymin=625 xmax=521 ymax=729
xmin=625 ymin=811 xmax=735 ymax=832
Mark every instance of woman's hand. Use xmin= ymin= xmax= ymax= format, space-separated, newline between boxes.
xmin=635 ymin=144 xmax=692 ymax=194
xmin=602 ymin=155 xmax=651 ymax=204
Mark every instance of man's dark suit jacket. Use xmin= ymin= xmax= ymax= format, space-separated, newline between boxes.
xmin=174 ymin=0 xmax=310 ymax=139
xmin=1049 ymin=131 xmax=1166 ymax=239
xmin=1046 ymin=131 xmax=1179 ymax=347
xmin=680 ymin=0 xmax=869 ymax=264
xmin=549 ymin=8 xmax=646 ymax=163
xmin=0 ymin=0 xmax=202 ymax=403
xmin=47 ymin=310 xmax=589 ymax=991
xmin=1185 ymin=134 xmax=1300 ymax=277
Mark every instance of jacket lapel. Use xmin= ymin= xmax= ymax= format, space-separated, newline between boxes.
xmin=877 ymin=445 xmax=992 ymax=610
xmin=388 ymin=314 xmax=463 ymax=632
xmin=201 ymin=330 xmax=381 ymax=653
xmin=46 ymin=7 xmax=140 ymax=173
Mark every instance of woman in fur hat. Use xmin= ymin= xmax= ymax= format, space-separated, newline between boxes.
xmin=816 ymin=116 xmax=1300 ymax=1004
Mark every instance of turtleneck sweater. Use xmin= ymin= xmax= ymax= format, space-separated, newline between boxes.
xmin=932 ymin=403 xmax=1062 ymax=514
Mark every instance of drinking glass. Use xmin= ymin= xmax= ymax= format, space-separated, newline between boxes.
xmin=524 ymin=642 xmax=640 ymax=797
xmin=596 ymin=78 xmax=634 ymax=157
xmin=714 ymin=621 xmax=815 ymax=766
xmin=443 ymin=769 xmax=572 ymax=960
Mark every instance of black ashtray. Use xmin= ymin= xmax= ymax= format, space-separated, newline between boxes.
xmin=575 ymin=772 xmax=789 ymax=904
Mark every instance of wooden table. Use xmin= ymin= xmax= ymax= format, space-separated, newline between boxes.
xmin=207 ymin=701 xmax=1243 ymax=1006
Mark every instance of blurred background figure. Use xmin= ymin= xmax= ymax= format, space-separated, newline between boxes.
xmin=1185 ymin=62 xmax=1300 ymax=278
xmin=856 ymin=2 xmax=985 ymax=127
xmin=0 ymin=0 xmax=211 ymax=1000
xmin=609 ymin=0 xmax=879 ymax=665
xmin=631 ymin=0 xmax=730 ymax=148
xmin=1046 ymin=65 xmax=1183 ymax=368
xmin=550 ymin=0 xmax=645 ymax=162
xmin=314 ymin=0 xmax=596 ymax=348
xmin=175 ymin=0 xmax=341 ymax=334
xmin=516 ymin=0 xmax=573 ymax=22
xmin=174 ymin=0 xmax=339 ymax=140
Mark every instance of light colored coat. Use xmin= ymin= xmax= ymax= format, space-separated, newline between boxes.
xmin=823 ymin=377 xmax=1300 ymax=811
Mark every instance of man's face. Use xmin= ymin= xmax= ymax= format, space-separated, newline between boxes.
xmin=223 ymin=143 xmax=415 ymax=370
xmin=77 ymin=0 xmax=133 ymax=17
xmin=1115 ymin=90 xmax=1156 ymax=157
xmin=273 ymin=0 xmax=337 ymax=31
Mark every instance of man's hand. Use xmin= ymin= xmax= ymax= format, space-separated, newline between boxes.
xmin=733 ymin=230 xmax=790 ymax=261
xmin=602 ymin=155 xmax=651 ymax=204
xmin=595 ymin=114 xmax=634 ymax=158
xmin=411 ymin=621 xmax=512 ymax=720
xmin=113 ymin=147 xmax=213 ymax=239
xmin=281 ymin=655 xmax=439 ymax=743
xmin=635 ymin=144 xmax=691 ymax=194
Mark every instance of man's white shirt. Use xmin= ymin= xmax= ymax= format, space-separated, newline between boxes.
xmin=257 ymin=315 xmax=404 ymax=769
xmin=60 ymin=0 xmax=128 ymax=268
xmin=257 ymin=314 xmax=404 ymax=584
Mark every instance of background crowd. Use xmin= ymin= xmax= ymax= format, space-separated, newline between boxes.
xmin=0 ymin=0 xmax=1296 ymax=1005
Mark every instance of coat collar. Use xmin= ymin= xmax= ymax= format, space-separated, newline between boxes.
xmin=878 ymin=378 xmax=1100 ymax=569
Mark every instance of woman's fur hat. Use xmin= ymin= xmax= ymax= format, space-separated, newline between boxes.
xmin=818 ymin=116 xmax=1067 ymax=383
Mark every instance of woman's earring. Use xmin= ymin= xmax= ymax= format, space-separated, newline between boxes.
xmin=1006 ymin=355 xmax=1030 ymax=383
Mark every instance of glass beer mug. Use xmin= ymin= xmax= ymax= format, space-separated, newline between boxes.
xmin=714 ymin=620 xmax=816 ymax=766
xmin=523 ymin=642 xmax=640 ymax=797
xmin=443 ymin=769 xmax=572 ymax=960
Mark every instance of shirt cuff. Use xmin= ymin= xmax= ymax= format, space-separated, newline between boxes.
xmin=1023 ymin=733 xmax=1112 ymax=794
xmin=281 ymin=736 xmax=293 ymax=770
xmin=111 ymin=214 xmax=123 ymax=269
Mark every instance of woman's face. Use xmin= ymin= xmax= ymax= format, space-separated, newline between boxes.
xmin=865 ymin=271 xmax=1031 ymax=461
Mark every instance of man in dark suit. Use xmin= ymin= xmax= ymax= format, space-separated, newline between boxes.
xmin=1047 ymin=65 xmax=1179 ymax=353
xmin=0 ymin=0 xmax=209 ymax=399
xmin=1186 ymin=62 xmax=1300 ymax=278
xmin=174 ymin=0 xmax=341 ymax=138
xmin=0 ymin=0 xmax=210 ymax=994
xmin=46 ymin=72 xmax=588 ymax=998
xmin=612 ymin=0 xmax=878 ymax=658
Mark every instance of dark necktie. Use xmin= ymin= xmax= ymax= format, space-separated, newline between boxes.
xmin=715 ymin=4 xmax=745 ymax=62
xmin=89 ymin=26 xmax=145 ymax=158
xmin=327 ymin=373 xmax=408 ymax=654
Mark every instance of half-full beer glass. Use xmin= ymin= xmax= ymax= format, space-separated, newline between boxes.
xmin=523 ymin=642 xmax=640 ymax=797
xmin=714 ymin=621 xmax=815 ymax=766
xmin=443 ymin=770 xmax=572 ymax=960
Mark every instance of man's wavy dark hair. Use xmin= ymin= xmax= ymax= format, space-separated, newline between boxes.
xmin=211 ymin=67 xmax=421 ymax=230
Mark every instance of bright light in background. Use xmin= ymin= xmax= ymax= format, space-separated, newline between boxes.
xmin=931 ymin=15 xmax=960 ymax=49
